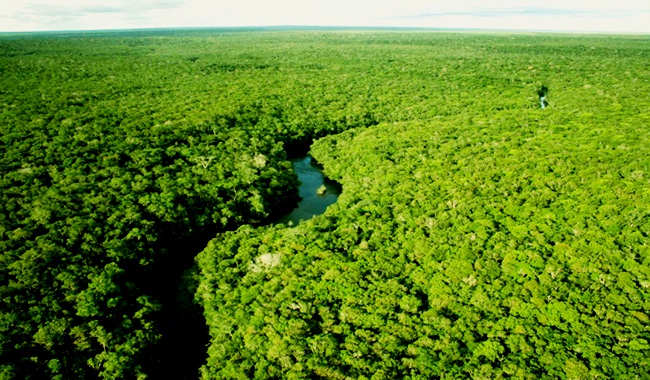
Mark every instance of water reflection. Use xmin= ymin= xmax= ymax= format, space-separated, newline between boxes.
xmin=276 ymin=154 xmax=340 ymax=225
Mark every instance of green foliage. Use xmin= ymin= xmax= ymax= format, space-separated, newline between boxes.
xmin=1 ymin=29 xmax=649 ymax=378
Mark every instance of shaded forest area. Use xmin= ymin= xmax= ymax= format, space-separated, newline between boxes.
xmin=1 ymin=30 xmax=648 ymax=379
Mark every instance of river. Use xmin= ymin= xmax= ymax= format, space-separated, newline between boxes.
xmin=275 ymin=154 xmax=341 ymax=225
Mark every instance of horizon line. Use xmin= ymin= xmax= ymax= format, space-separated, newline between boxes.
xmin=1 ymin=25 xmax=649 ymax=36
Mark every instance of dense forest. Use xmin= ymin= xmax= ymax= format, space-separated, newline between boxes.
xmin=1 ymin=29 xmax=648 ymax=379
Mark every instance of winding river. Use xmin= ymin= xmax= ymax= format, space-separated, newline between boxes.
xmin=157 ymin=152 xmax=340 ymax=378
xmin=275 ymin=154 xmax=341 ymax=225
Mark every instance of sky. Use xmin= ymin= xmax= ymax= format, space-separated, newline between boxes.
xmin=1 ymin=0 xmax=649 ymax=33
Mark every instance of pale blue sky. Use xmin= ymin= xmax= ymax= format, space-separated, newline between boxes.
xmin=2 ymin=0 xmax=649 ymax=33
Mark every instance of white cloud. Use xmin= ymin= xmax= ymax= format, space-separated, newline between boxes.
xmin=1 ymin=0 xmax=649 ymax=32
